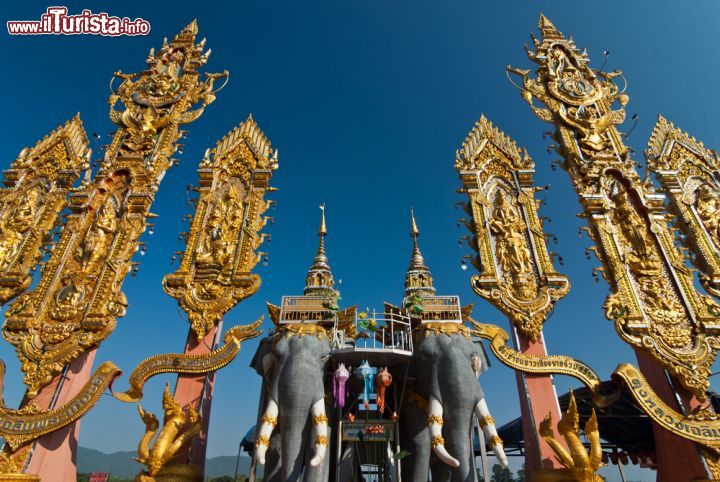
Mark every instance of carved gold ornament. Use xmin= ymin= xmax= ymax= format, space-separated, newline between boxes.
xmin=416 ymin=321 xmax=471 ymax=338
xmin=0 ymin=360 xmax=121 ymax=450
xmin=455 ymin=116 xmax=569 ymax=341
xmin=508 ymin=14 xmax=720 ymax=399
xmin=647 ymin=115 xmax=720 ymax=299
xmin=469 ymin=320 xmax=618 ymax=408
xmin=134 ymin=384 xmax=203 ymax=482
xmin=2 ymin=21 xmax=227 ymax=398
xmin=0 ymin=116 xmax=89 ymax=304
xmin=533 ymin=391 xmax=604 ymax=482
xmin=163 ymin=116 xmax=277 ymax=341
xmin=113 ymin=318 xmax=263 ymax=403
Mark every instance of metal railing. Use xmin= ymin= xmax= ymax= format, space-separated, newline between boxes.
xmin=333 ymin=310 xmax=413 ymax=353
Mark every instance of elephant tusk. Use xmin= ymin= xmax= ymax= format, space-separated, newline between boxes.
xmin=309 ymin=399 xmax=329 ymax=467
xmin=254 ymin=399 xmax=278 ymax=465
xmin=428 ymin=395 xmax=460 ymax=468
xmin=474 ymin=398 xmax=508 ymax=468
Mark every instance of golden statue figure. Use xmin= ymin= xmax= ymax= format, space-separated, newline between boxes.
xmin=0 ymin=187 xmax=42 ymax=271
xmin=77 ymin=199 xmax=118 ymax=272
xmin=490 ymin=191 xmax=532 ymax=275
xmin=489 ymin=191 xmax=536 ymax=300
xmin=609 ymin=186 xmax=661 ymax=276
xmin=135 ymin=384 xmax=203 ymax=482
xmin=533 ymin=390 xmax=603 ymax=482
xmin=195 ymin=186 xmax=241 ymax=272
xmin=695 ymin=184 xmax=720 ymax=248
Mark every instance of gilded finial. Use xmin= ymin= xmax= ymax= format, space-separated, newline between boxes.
xmin=319 ymin=204 xmax=327 ymax=236
xmin=304 ymin=204 xmax=335 ymax=296
xmin=404 ymin=209 xmax=435 ymax=298
xmin=410 ymin=208 xmax=419 ymax=238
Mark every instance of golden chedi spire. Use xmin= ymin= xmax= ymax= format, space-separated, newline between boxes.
xmin=304 ymin=204 xmax=336 ymax=297
xmin=404 ymin=209 xmax=435 ymax=298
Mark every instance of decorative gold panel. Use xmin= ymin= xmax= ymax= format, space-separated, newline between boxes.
xmin=2 ymin=21 xmax=226 ymax=398
xmin=163 ymin=116 xmax=278 ymax=340
xmin=508 ymin=15 xmax=720 ymax=399
xmin=0 ymin=115 xmax=89 ymax=303
xmin=456 ymin=116 xmax=569 ymax=340
xmin=647 ymin=116 xmax=720 ymax=298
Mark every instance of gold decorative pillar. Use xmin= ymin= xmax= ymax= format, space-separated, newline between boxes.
xmin=509 ymin=15 xmax=718 ymax=480
xmin=1 ymin=20 xmax=225 ymax=480
xmin=163 ymin=115 xmax=278 ymax=471
xmin=0 ymin=115 xmax=89 ymax=304
xmin=455 ymin=116 xmax=570 ymax=472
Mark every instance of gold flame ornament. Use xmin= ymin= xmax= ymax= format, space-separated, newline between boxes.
xmin=455 ymin=116 xmax=569 ymax=340
xmin=163 ymin=116 xmax=278 ymax=341
xmin=508 ymin=14 xmax=720 ymax=400
xmin=0 ymin=115 xmax=89 ymax=304
xmin=533 ymin=390 xmax=603 ymax=482
xmin=2 ymin=20 xmax=226 ymax=398
xmin=134 ymin=384 xmax=203 ymax=482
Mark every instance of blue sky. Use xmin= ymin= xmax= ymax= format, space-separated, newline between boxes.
xmin=1 ymin=1 xmax=719 ymax=479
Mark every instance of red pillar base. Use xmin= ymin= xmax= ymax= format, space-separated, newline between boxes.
xmin=511 ymin=327 xmax=565 ymax=473
xmin=636 ymin=351 xmax=710 ymax=482
xmin=171 ymin=321 xmax=222 ymax=472
xmin=20 ymin=350 xmax=97 ymax=480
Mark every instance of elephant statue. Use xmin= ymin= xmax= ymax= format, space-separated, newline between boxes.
xmin=250 ymin=323 xmax=332 ymax=482
xmin=401 ymin=322 xmax=507 ymax=482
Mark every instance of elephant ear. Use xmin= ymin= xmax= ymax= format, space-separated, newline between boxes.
xmin=472 ymin=339 xmax=491 ymax=376
xmin=250 ymin=335 xmax=275 ymax=377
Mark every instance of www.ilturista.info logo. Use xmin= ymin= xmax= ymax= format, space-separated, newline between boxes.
xmin=7 ymin=7 xmax=150 ymax=36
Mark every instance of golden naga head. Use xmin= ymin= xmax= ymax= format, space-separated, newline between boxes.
xmin=534 ymin=390 xmax=604 ymax=482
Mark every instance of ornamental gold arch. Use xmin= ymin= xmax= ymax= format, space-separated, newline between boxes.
xmin=2 ymin=20 xmax=227 ymax=398
xmin=0 ymin=116 xmax=90 ymax=304
xmin=647 ymin=116 xmax=720 ymax=299
xmin=456 ymin=115 xmax=570 ymax=341
xmin=163 ymin=115 xmax=278 ymax=341
xmin=508 ymin=14 xmax=720 ymax=400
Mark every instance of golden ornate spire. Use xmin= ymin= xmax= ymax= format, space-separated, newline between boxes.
xmin=304 ymin=205 xmax=336 ymax=297
xmin=404 ymin=209 xmax=435 ymax=298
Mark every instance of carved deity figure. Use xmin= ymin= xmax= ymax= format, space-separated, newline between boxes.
xmin=77 ymin=198 xmax=118 ymax=272
xmin=490 ymin=191 xmax=532 ymax=276
xmin=695 ymin=184 xmax=720 ymax=248
xmin=609 ymin=185 xmax=661 ymax=276
xmin=196 ymin=186 xmax=242 ymax=271
xmin=0 ymin=186 xmax=42 ymax=270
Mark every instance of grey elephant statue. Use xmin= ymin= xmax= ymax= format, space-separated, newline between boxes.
xmin=401 ymin=321 xmax=507 ymax=482
xmin=251 ymin=322 xmax=332 ymax=482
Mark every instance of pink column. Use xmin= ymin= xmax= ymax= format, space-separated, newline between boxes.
xmin=171 ymin=320 xmax=223 ymax=472
xmin=21 ymin=349 xmax=97 ymax=480
xmin=635 ymin=352 xmax=709 ymax=482
xmin=511 ymin=327 xmax=564 ymax=473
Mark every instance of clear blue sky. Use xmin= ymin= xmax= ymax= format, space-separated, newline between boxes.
xmin=1 ymin=1 xmax=718 ymax=480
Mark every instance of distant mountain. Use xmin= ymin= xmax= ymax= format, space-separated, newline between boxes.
xmin=77 ymin=447 xmax=253 ymax=478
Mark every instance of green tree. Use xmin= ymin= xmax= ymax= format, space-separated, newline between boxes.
xmin=516 ymin=463 xmax=525 ymax=482
xmin=491 ymin=463 xmax=515 ymax=482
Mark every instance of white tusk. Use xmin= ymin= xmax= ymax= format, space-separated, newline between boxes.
xmin=474 ymin=398 xmax=508 ymax=468
xmin=309 ymin=399 xmax=328 ymax=467
xmin=428 ymin=395 xmax=460 ymax=468
xmin=254 ymin=399 xmax=278 ymax=465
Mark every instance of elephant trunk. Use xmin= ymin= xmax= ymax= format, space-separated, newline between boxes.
xmin=254 ymin=399 xmax=279 ymax=465
xmin=427 ymin=395 xmax=460 ymax=468
xmin=474 ymin=398 xmax=507 ymax=467
xmin=309 ymin=398 xmax=329 ymax=466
